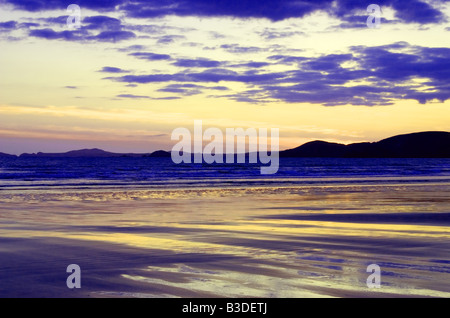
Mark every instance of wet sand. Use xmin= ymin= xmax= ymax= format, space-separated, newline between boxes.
xmin=0 ymin=182 xmax=449 ymax=297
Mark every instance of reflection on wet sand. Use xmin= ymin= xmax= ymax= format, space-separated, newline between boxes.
xmin=0 ymin=183 xmax=449 ymax=297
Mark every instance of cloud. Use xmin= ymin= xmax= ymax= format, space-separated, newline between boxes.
xmin=233 ymin=62 xmax=271 ymax=68
xmin=28 ymin=27 xmax=136 ymax=42
xmin=2 ymin=0 xmax=124 ymax=12
xmin=156 ymin=34 xmax=186 ymax=44
xmin=390 ymin=0 xmax=446 ymax=24
xmin=3 ymin=0 xmax=448 ymax=26
xmin=267 ymin=55 xmax=308 ymax=65
xmin=42 ymin=15 xmax=125 ymax=31
xmin=119 ymin=0 xmax=317 ymax=21
xmin=220 ymin=44 xmax=263 ymax=54
xmin=153 ymin=96 xmax=181 ymax=100
xmin=172 ymin=58 xmax=222 ymax=68
xmin=258 ymin=28 xmax=304 ymax=40
xmin=0 ymin=21 xmax=17 ymax=29
xmin=116 ymin=44 xmax=148 ymax=52
xmin=302 ymin=54 xmax=353 ymax=71
xmin=106 ymin=42 xmax=450 ymax=106
xmin=116 ymin=94 xmax=151 ymax=99
xmin=99 ymin=67 xmax=130 ymax=73
xmin=108 ymin=74 xmax=181 ymax=84
xmin=332 ymin=0 xmax=446 ymax=24
xmin=83 ymin=15 xmax=122 ymax=30
xmin=95 ymin=30 xmax=135 ymax=42
xmin=19 ymin=22 xmax=40 ymax=28
xmin=115 ymin=93 xmax=181 ymax=100
xmin=158 ymin=86 xmax=202 ymax=96
xmin=28 ymin=14 xmax=134 ymax=42
xmin=157 ymin=83 xmax=229 ymax=96
xmin=129 ymin=52 xmax=172 ymax=61
xmin=337 ymin=16 xmax=396 ymax=29
xmin=29 ymin=28 xmax=82 ymax=40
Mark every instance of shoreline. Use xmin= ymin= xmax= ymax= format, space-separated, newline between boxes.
xmin=1 ymin=181 xmax=449 ymax=297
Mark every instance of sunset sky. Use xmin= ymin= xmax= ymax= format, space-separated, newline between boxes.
xmin=0 ymin=0 xmax=449 ymax=155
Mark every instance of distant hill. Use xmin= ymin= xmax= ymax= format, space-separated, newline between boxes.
xmin=17 ymin=148 xmax=172 ymax=158
xmin=2 ymin=131 xmax=450 ymax=159
xmin=280 ymin=131 xmax=450 ymax=158
xmin=148 ymin=150 xmax=171 ymax=158
xmin=19 ymin=148 xmax=150 ymax=158
xmin=0 ymin=152 xmax=17 ymax=158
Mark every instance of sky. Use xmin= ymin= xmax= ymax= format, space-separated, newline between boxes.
xmin=0 ymin=0 xmax=449 ymax=155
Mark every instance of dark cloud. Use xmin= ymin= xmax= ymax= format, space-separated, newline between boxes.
xmin=99 ymin=66 xmax=130 ymax=73
xmin=158 ymin=86 xmax=202 ymax=96
xmin=303 ymin=54 xmax=353 ymax=71
xmin=95 ymin=30 xmax=135 ymax=42
xmin=220 ymin=44 xmax=263 ymax=54
xmin=267 ymin=55 xmax=308 ymax=65
xmin=42 ymin=15 xmax=124 ymax=32
xmin=42 ymin=16 xmax=69 ymax=25
xmin=116 ymin=44 xmax=147 ymax=52
xmin=172 ymin=58 xmax=222 ymax=68
xmin=153 ymin=96 xmax=181 ymax=100
xmin=83 ymin=15 xmax=122 ymax=30
xmin=0 ymin=21 xmax=17 ymax=29
xmin=331 ymin=0 xmax=446 ymax=24
xmin=19 ymin=22 xmax=40 ymax=28
xmin=157 ymin=83 xmax=229 ymax=96
xmin=119 ymin=0 xmax=322 ymax=21
xmin=115 ymin=93 xmax=181 ymax=100
xmin=129 ymin=52 xmax=172 ymax=61
xmin=232 ymin=62 xmax=271 ymax=68
xmin=3 ymin=0 xmax=447 ymax=25
xmin=28 ymin=15 xmax=135 ymax=42
xmin=259 ymin=28 xmax=304 ymax=40
xmin=390 ymin=0 xmax=445 ymax=24
xmin=29 ymin=27 xmax=135 ymax=42
xmin=106 ymin=42 xmax=450 ymax=106
xmin=108 ymin=74 xmax=180 ymax=83
xmin=337 ymin=16 xmax=396 ymax=29
xmin=29 ymin=28 xmax=82 ymax=40
xmin=3 ymin=0 xmax=124 ymax=11
xmin=110 ymin=68 xmax=288 ymax=85
xmin=116 ymin=94 xmax=151 ymax=99
xmin=156 ymin=34 xmax=185 ymax=44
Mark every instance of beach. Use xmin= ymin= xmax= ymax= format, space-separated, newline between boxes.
xmin=2 ymin=0 xmax=450 ymax=301
xmin=1 ymin=179 xmax=449 ymax=298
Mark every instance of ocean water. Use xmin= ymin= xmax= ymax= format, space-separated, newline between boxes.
xmin=0 ymin=157 xmax=449 ymax=298
xmin=1 ymin=157 xmax=450 ymax=190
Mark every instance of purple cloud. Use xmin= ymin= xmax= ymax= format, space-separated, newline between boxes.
xmin=172 ymin=58 xmax=222 ymax=68
xmin=0 ymin=21 xmax=17 ymax=29
xmin=99 ymin=67 xmax=130 ymax=73
xmin=106 ymin=42 xmax=450 ymax=106
xmin=129 ymin=52 xmax=172 ymax=61
xmin=3 ymin=0 xmax=447 ymax=26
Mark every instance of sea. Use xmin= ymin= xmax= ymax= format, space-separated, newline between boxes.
xmin=1 ymin=157 xmax=450 ymax=190
xmin=0 ymin=157 xmax=449 ymax=298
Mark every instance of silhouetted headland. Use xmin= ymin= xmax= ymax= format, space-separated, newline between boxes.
xmin=1 ymin=131 xmax=449 ymax=158
xmin=17 ymin=148 xmax=171 ymax=158
xmin=280 ymin=131 xmax=450 ymax=158
xmin=0 ymin=152 xmax=16 ymax=158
